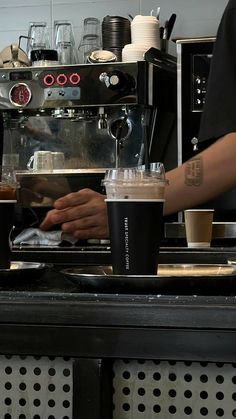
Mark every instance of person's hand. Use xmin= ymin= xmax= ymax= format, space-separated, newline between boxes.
xmin=40 ymin=188 xmax=109 ymax=240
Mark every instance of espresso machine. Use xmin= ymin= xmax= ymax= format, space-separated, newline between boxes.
xmin=0 ymin=55 xmax=177 ymax=254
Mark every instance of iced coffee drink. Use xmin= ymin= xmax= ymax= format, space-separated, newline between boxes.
xmin=0 ymin=168 xmax=17 ymax=269
xmin=103 ymin=165 xmax=167 ymax=275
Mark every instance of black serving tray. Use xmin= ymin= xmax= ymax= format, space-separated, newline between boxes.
xmin=0 ymin=261 xmax=52 ymax=284
xmin=61 ymin=264 xmax=236 ymax=295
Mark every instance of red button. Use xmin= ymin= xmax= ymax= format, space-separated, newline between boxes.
xmin=69 ymin=73 xmax=81 ymax=85
xmin=43 ymin=74 xmax=55 ymax=86
xmin=57 ymin=73 xmax=67 ymax=86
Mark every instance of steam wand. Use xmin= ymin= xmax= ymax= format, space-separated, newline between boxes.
xmin=114 ymin=111 xmax=128 ymax=168
xmin=0 ymin=113 xmax=3 ymax=180
xmin=97 ymin=107 xmax=108 ymax=130
xmin=141 ymin=106 xmax=151 ymax=170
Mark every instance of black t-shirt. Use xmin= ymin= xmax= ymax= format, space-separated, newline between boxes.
xmin=198 ymin=0 xmax=236 ymax=143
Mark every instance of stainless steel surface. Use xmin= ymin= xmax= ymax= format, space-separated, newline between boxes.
xmin=1 ymin=62 xmax=162 ymax=209
xmin=0 ymin=62 xmax=144 ymax=109
xmin=16 ymin=168 xmax=106 ymax=175
xmin=6 ymin=108 xmax=143 ymax=175
xmin=61 ymin=263 xmax=236 ymax=295
xmin=165 ymin=222 xmax=236 ymax=239
xmin=9 ymin=261 xmax=48 ymax=270
xmin=62 ymin=263 xmax=236 ymax=277
xmin=15 ymin=169 xmax=106 ymax=206
xmin=227 ymin=257 xmax=236 ymax=265
xmin=64 ymin=265 xmax=113 ymax=276
xmin=159 ymin=264 xmax=235 ymax=276
xmin=175 ymin=36 xmax=216 ymax=44
xmin=0 ymin=59 xmax=177 ymax=244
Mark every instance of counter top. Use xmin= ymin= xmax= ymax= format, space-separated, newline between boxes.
xmin=0 ymin=266 xmax=236 ymax=362
xmin=2 ymin=283 xmax=236 ymax=329
xmin=11 ymin=244 xmax=236 ymax=265
xmin=1 ymin=251 xmax=234 ymax=417
xmin=0 ymin=245 xmax=235 ymax=364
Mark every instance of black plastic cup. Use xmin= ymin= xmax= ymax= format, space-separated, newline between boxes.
xmin=103 ymin=165 xmax=167 ymax=275
xmin=0 ymin=185 xmax=17 ymax=269
xmin=106 ymin=199 xmax=164 ymax=275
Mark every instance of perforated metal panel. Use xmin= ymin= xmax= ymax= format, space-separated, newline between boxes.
xmin=0 ymin=355 xmax=73 ymax=418
xmin=113 ymin=360 xmax=236 ymax=418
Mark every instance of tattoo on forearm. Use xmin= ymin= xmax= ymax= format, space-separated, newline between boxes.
xmin=185 ymin=157 xmax=203 ymax=186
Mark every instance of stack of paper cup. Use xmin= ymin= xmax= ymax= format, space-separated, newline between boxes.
xmin=131 ymin=15 xmax=160 ymax=47
xmin=122 ymin=43 xmax=149 ymax=62
xmin=122 ymin=15 xmax=160 ymax=62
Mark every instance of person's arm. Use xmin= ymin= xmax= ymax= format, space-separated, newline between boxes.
xmin=40 ymin=132 xmax=236 ymax=239
xmin=164 ymin=132 xmax=236 ymax=215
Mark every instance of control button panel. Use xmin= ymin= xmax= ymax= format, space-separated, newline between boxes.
xmin=44 ymin=87 xmax=80 ymax=101
xmin=41 ymin=70 xmax=81 ymax=101
xmin=191 ymin=54 xmax=212 ymax=112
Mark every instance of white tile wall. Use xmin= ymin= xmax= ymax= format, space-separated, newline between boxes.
xmin=140 ymin=0 xmax=229 ymax=55
xmin=52 ymin=0 xmax=140 ymax=47
xmin=0 ymin=1 xmax=51 ymax=50
xmin=0 ymin=0 xmax=230 ymax=54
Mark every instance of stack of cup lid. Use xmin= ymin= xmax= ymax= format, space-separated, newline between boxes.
xmin=102 ymin=15 xmax=131 ymax=62
xmin=88 ymin=49 xmax=117 ymax=63
xmin=122 ymin=14 xmax=160 ymax=62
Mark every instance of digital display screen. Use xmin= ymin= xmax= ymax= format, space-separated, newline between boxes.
xmin=10 ymin=71 xmax=32 ymax=81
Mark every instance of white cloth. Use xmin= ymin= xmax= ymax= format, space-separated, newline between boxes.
xmin=13 ymin=228 xmax=77 ymax=246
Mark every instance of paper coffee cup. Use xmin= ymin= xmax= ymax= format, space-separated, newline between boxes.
xmin=184 ymin=209 xmax=214 ymax=248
